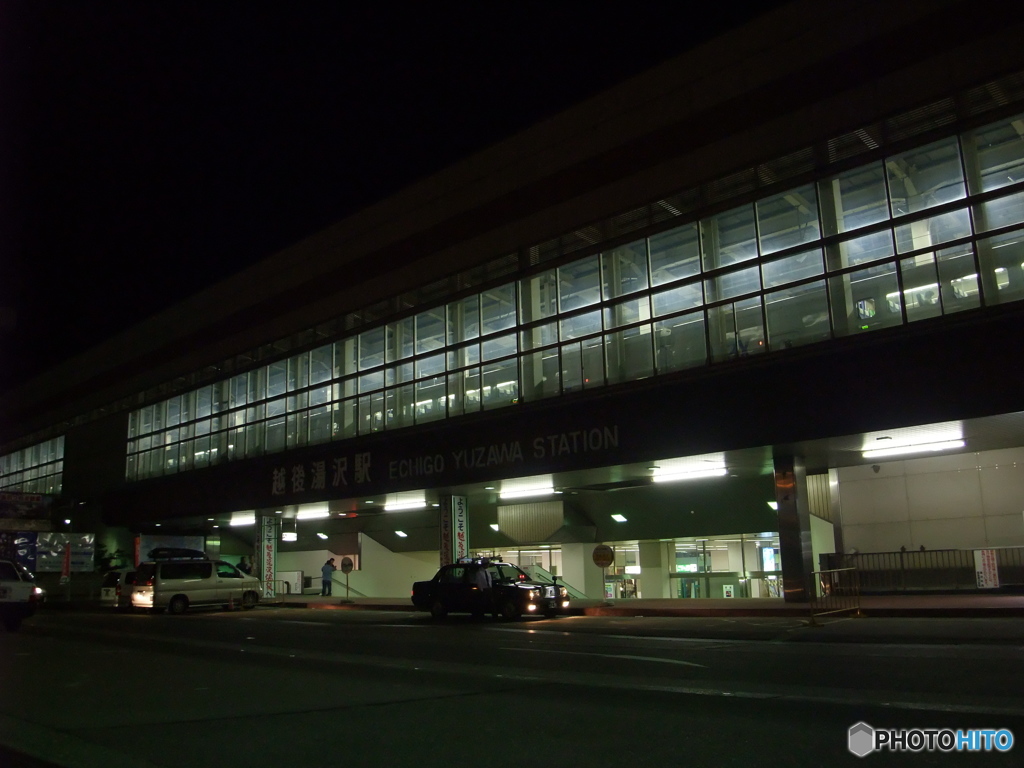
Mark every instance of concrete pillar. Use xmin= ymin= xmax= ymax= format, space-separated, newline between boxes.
xmin=774 ymin=450 xmax=813 ymax=602
xmin=638 ymin=541 xmax=671 ymax=598
xmin=560 ymin=542 xmax=605 ymax=599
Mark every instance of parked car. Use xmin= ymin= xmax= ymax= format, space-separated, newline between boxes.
xmin=0 ymin=559 xmax=40 ymax=631
xmin=131 ymin=558 xmax=261 ymax=614
xmin=411 ymin=558 xmax=569 ymax=619
xmin=99 ymin=568 xmax=137 ymax=610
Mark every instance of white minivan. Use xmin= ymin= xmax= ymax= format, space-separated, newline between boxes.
xmin=131 ymin=559 xmax=261 ymax=614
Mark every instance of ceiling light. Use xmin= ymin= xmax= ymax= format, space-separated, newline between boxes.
xmin=490 ymin=523 xmax=499 ymax=531
xmin=316 ymin=532 xmax=328 ymax=540
xmin=862 ymin=440 xmax=965 ymax=459
xmin=611 ymin=514 xmax=627 ymax=522
xmin=384 ymin=500 xmax=427 ymax=511
xmin=652 ymin=467 xmax=727 ymax=482
xmin=296 ymin=508 xmax=329 ymax=520
xmin=499 ymin=486 xmax=554 ymax=499
xmin=281 ymin=531 xmax=297 ymax=542
xmin=229 ymin=514 xmax=256 ymax=526
xmin=395 ymin=530 xmax=408 ymax=538
xmin=767 ymin=501 xmax=778 ymax=510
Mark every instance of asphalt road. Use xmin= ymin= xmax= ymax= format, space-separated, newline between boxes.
xmin=2 ymin=607 xmax=1024 ymax=767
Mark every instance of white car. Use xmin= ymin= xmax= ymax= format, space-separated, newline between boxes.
xmin=99 ymin=568 xmax=137 ymax=610
xmin=131 ymin=558 xmax=260 ymax=614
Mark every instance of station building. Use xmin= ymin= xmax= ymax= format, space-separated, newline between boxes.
xmin=4 ymin=0 xmax=1024 ymax=602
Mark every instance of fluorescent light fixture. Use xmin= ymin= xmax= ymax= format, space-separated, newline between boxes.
xmin=490 ymin=523 xmax=500 ymax=531
xmin=767 ymin=501 xmax=779 ymax=510
xmin=611 ymin=514 xmax=627 ymax=522
xmin=862 ymin=439 xmax=965 ymax=459
xmin=281 ymin=531 xmax=297 ymax=542
xmin=384 ymin=500 xmax=427 ymax=511
xmin=652 ymin=467 xmax=727 ymax=482
xmin=316 ymin=532 xmax=328 ymax=540
xmin=230 ymin=514 xmax=256 ymax=526
xmin=297 ymin=507 xmax=330 ymax=520
xmin=499 ymin=486 xmax=554 ymax=499
xmin=395 ymin=530 xmax=408 ymax=538
xmin=624 ymin=565 xmax=641 ymax=575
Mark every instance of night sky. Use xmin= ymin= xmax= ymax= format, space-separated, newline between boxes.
xmin=0 ymin=2 xmax=784 ymax=395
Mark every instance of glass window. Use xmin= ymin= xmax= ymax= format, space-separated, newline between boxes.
xmin=602 ymin=239 xmax=649 ymax=299
xmin=230 ymin=374 xmax=248 ymax=408
xmin=520 ymin=320 xmax=558 ymax=351
xmin=386 ymin=316 xmax=415 ymax=363
xmin=559 ymin=309 xmax=602 ymax=340
xmin=708 ymin=297 xmax=764 ymax=362
xmin=887 ymin=136 xmax=966 ymax=217
xmin=481 ymin=283 xmax=516 ymax=335
xmin=765 ymin=281 xmax=830 ymax=349
xmin=936 ymin=243 xmax=980 ymax=314
xmin=266 ymin=396 xmax=285 ymax=418
xmin=894 ymin=208 xmax=971 ymax=253
xmin=520 ymin=269 xmax=558 ymax=324
xmin=964 ymin=113 xmax=1024 ymax=194
xmin=654 ymin=312 xmax=706 ymax=373
xmin=559 ymin=255 xmax=601 ymax=312
xmin=287 ymin=353 xmax=308 ymax=392
xmin=649 ymin=223 xmax=700 ymax=286
xmin=482 ymin=359 xmax=518 ymax=409
xmin=605 ymin=325 xmax=653 ymax=385
xmin=447 ymin=343 xmax=480 ymax=370
xmin=358 ymin=392 xmax=384 ymax=433
xmin=652 ymin=281 xmax=702 ymax=317
xmin=447 ymin=295 xmax=479 ymax=344
xmin=828 ymin=262 xmax=902 ymax=337
xmin=211 ymin=382 xmax=229 ymax=414
xmin=416 ymin=353 xmax=445 ymax=379
xmin=756 ymin=184 xmax=820 ymax=256
xmin=265 ymin=416 xmax=286 ymax=453
xmin=359 ymin=327 xmax=385 ymax=370
xmin=977 ymin=229 xmax=1024 ymax=305
xmin=247 ymin=368 xmax=266 ymax=404
xmin=267 ymin=361 xmax=287 ymax=398
xmin=309 ymin=405 xmax=333 ymax=444
xmin=603 ymin=296 xmax=650 ymax=330
xmin=973 ymin=188 xmax=1024 ymax=233
xmin=825 ymin=230 xmax=894 ymax=271
xmin=386 ymin=362 xmax=414 ymax=387
xmin=701 ymin=204 xmax=757 ymax=270
xmin=359 ymin=370 xmax=384 ymax=393
xmin=386 ymin=384 xmax=415 ymax=428
xmin=334 ymin=338 xmax=357 ymax=378
xmin=818 ymin=163 xmax=889 ymax=237
xmin=335 ymin=398 xmax=357 ymax=440
xmin=762 ymin=247 xmax=824 ymax=288
xmin=481 ymin=332 xmax=517 ymax=362
xmin=520 ymin=349 xmax=560 ymax=401
xmin=309 ymin=345 xmax=333 ymax=385
xmin=412 ymin=308 xmax=444 ymax=355
xmin=414 ymin=377 xmax=447 ymax=423
xmin=705 ymin=264 xmax=761 ymax=304
xmin=898 ymin=254 xmax=942 ymax=323
xmin=165 ymin=396 xmax=181 ymax=428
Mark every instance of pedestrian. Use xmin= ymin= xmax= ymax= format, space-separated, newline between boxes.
xmin=238 ymin=556 xmax=252 ymax=575
xmin=321 ymin=557 xmax=336 ymax=596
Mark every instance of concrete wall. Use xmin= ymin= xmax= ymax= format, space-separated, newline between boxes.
xmin=839 ymin=447 xmax=1024 ymax=552
xmin=276 ymin=538 xmax=438 ymax=598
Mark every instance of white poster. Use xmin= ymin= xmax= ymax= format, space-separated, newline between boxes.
xmin=973 ymin=549 xmax=1000 ymax=589
xmin=453 ymin=495 xmax=468 ymax=561
xmin=260 ymin=516 xmax=277 ymax=598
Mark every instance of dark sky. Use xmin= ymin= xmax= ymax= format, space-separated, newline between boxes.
xmin=0 ymin=2 xmax=784 ymax=394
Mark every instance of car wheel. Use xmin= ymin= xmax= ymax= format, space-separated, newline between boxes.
xmin=168 ymin=595 xmax=189 ymax=615
xmin=429 ymin=600 xmax=448 ymax=620
xmin=241 ymin=591 xmax=258 ymax=610
xmin=500 ymin=600 xmax=521 ymax=620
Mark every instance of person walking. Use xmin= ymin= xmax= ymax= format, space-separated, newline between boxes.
xmin=321 ymin=557 xmax=337 ymax=596
xmin=237 ymin=556 xmax=252 ymax=575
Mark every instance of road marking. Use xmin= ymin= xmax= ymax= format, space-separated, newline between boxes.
xmin=501 ymin=647 xmax=707 ymax=668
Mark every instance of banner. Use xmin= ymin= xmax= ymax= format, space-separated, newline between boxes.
xmin=35 ymin=532 xmax=94 ymax=572
xmin=260 ymin=516 xmax=277 ymax=598
xmin=974 ymin=549 xmax=1000 ymax=589
xmin=440 ymin=495 xmax=469 ymax=564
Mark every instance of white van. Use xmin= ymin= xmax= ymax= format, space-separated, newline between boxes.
xmin=131 ymin=559 xmax=261 ymax=614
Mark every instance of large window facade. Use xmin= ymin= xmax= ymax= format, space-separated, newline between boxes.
xmin=0 ymin=437 xmax=64 ymax=494
xmin=127 ymin=113 xmax=1024 ymax=481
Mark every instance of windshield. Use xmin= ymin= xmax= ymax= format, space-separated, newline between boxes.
xmin=491 ymin=564 xmax=529 ymax=582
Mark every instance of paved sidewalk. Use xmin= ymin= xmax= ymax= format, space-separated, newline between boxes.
xmin=271 ymin=592 xmax=1024 ymax=618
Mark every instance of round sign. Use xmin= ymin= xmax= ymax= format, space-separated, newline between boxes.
xmin=340 ymin=556 xmax=354 ymax=574
xmin=592 ymin=544 xmax=614 ymax=568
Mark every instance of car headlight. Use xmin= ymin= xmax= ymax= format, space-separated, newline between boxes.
xmin=527 ymin=589 xmax=539 ymax=601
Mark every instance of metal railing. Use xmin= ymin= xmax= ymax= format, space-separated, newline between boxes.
xmin=808 ymin=567 xmax=861 ymax=624
xmin=823 ymin=548 xmax=1024 ymax=593
xmin=258 ymin=579 xmax=292 ymax=603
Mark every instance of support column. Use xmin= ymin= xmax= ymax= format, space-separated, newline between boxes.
xmin=638 ymin=541 xmax=671 ymax=598
xmin=774 ymin=450 xmax=813 ymax=603
xmin=560 ymin=543 xmax=605 ymax=599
